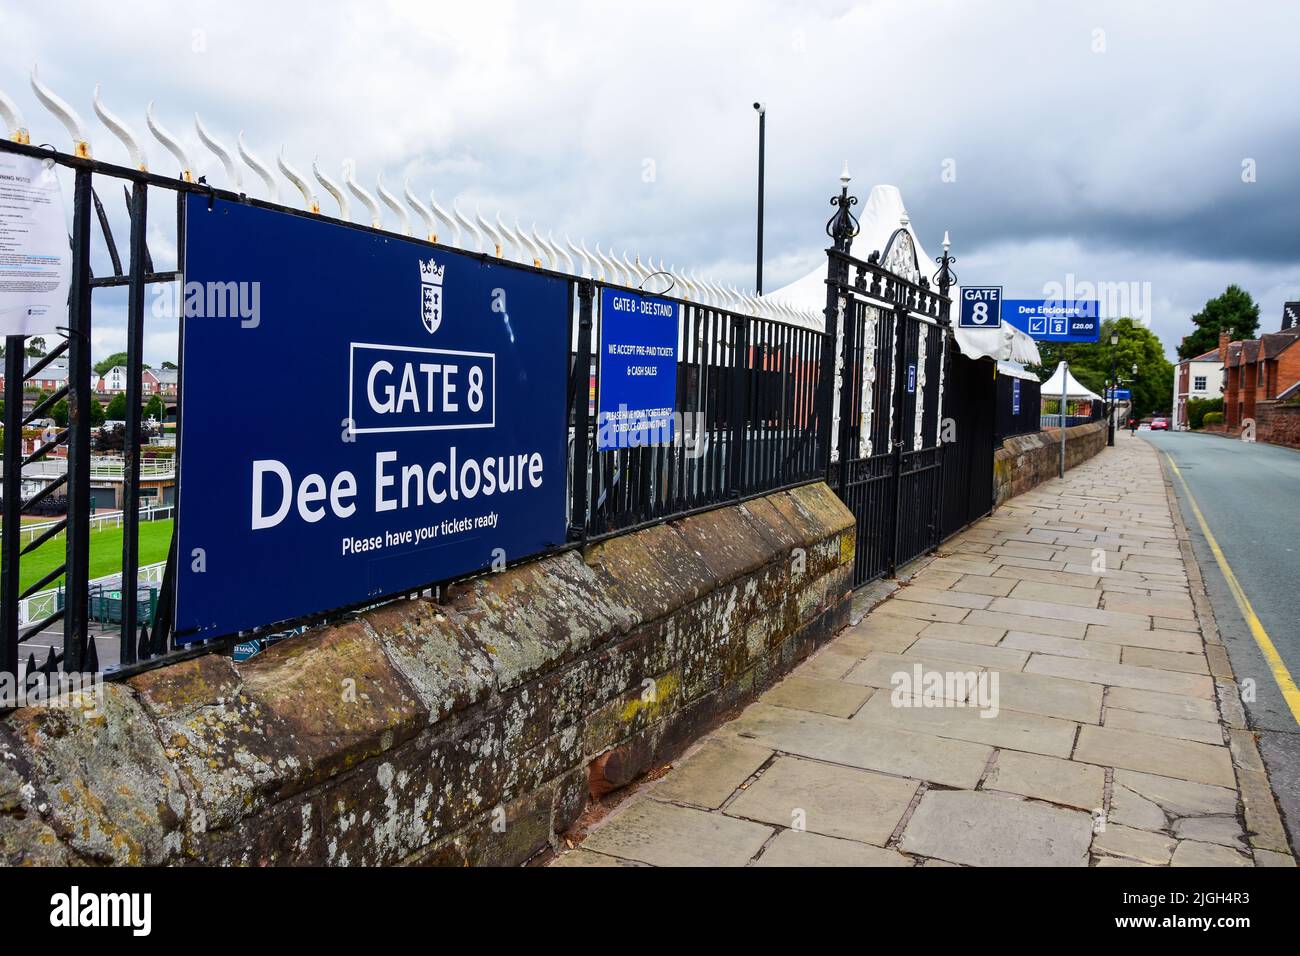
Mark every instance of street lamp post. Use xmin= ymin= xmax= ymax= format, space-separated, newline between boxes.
xmin=753 ymin=102 xmax=765 ymax=295
xmin=1107 ymin=330 xmax=1119 ymax=446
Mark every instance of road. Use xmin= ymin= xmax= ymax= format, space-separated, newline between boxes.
xmin=1141 ymin=428 xmax=1300 ymax=848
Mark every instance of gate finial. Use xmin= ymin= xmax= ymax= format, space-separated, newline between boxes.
xmin=826 ymin=161 xmax=859 ymax=252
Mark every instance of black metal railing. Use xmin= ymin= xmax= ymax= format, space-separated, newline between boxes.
xmin=0 ymin=137 xmax=836 ymax=690
xmin=572 ymin=284 xmax=829 ymax=539
xmin=994 ymin=375 xmax=1042 ymax=442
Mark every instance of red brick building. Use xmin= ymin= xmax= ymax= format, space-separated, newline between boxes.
xmin=1222 ymin=301 xmax=1300 ymax=430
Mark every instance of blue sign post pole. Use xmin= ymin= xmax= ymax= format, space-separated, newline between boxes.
xmin=175 ymin=196 xmax=571 ymax=642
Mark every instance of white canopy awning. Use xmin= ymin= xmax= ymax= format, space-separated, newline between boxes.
xmin=762 ymin=182 xmax=1042 ymax=366
xmin=1040 ymin=361 xmax=1101 ymax=401
xmin=997 ymin=361 xmax=1041 ymax=382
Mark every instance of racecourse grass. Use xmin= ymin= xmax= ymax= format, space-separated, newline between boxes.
xmin=17 ymin=519 xmax=173 ymax=595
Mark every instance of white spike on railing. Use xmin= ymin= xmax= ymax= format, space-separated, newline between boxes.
xmin=31 ymin=65 xmax=90 ymax=157
xmin=580 ymin=239 xmax=599 ymax=279
xmin=565 ymin=236 xmax=588 ymax=277
xmin=195 ymin=113 xmax=239 ymax=189
xmin=343 ymin=161 xmax=380 ymax=228
xmin=277 ymin=148 xmax=317 ymax=212
xmin=377 ymin=174 xmax=409 ymax=235
xmin=550 ymin=232 xmax=573 ymax=274
xmin=92 ymin=86 xmax=146 ymax=170
xmin=237 ymin=132 xmax=277 ymax=201
xmin=0 ymin=86 xmax=30 ymax=144
xmin=476 ymin=207 xmax=502 ymax=257
xmin=517 ymin=219 xmax=542 ymax=267
xmin=146 ymin=103 xmax=192 ymax=181
xmin=532 ymin=224 xmax=555 ymax=269
xmin=404 ymin=178 xmax=435 ymax=241
xmin=623 ymin=252 xmax=642 ymax=285
xmin=594 ymin=244 xmax=613 ymax=283
xmin=495 ymin=211 xmax=519 ymax=262
xmin=430 ymin=193 xmax=459 ymax=247
xmin=313 ymin=158 xmax=348 ymax=219
xmin=453 ymin=203 xmax=482 ymax=252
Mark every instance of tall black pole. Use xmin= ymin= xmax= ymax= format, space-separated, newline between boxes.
xmin=1107 ymin=334 xmax=1117 ymax=446
xmin=753 ymin=102 xmax=765 ymax=295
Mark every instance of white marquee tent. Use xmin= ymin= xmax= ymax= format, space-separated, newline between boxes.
xmin=761 ymin=178 xmax=1042 ymax=366
xmin=1040 ymin=361 xmax=1102 ymax=401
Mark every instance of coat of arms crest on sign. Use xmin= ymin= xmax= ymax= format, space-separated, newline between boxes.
xmin=419 ymin=258 xmax=445 ymax=333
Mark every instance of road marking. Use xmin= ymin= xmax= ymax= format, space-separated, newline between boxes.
xmin=1163 ymin=452 xmax=1300 ymax=729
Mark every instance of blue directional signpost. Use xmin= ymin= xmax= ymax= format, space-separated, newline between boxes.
xmin=176 ymin=196 xmax=570 ymax=641
xmin=1004 ymin=299 xmax=1100 ymax=343
xmin=597 ymin=288 xmax=678 ymax=449
xmin=959 ymin=286 xmax=1002 ymax=328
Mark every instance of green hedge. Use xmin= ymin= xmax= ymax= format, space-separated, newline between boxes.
xmin=1186 ymin=396 xmax=1223 ymax=430
xmin=1202 ymin=411 xmax=1224 ymax=426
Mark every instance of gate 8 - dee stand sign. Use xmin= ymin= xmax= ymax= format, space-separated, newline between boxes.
xmin=596 ymin=287 xmax=678 ymax=450
xmin=175 ymin=196 xmax=569 ymax=641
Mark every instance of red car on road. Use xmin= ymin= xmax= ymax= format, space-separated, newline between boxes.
xmin=1150 ymin=417 xmax=1169 ymax=430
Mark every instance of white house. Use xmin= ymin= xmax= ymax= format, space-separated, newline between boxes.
xmin=1172 ymin=347 xmax=1224 ymax=430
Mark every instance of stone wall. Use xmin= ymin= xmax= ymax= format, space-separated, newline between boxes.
xmin=0 ymin=483 xmax=854 ymax=867
xmin=1255 ymin=400 xmax=1300 ymax=449
xmin=993 ymin=421 xmax=1107 ymax=507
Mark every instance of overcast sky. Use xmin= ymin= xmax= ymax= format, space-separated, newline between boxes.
xmin=2 ymin=0 xmax=1297 ymax=364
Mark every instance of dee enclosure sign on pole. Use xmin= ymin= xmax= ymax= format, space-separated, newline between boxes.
xmin=1004 ymin=299 xmax=1100 ymax=342
xmin=175 ymin=197 xmax=570 ymax=641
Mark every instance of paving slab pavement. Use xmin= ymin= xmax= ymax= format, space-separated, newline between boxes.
xmin=551 ymin=440 xmax=1296 ymax=867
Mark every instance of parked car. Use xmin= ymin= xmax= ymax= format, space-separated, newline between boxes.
xmin=1150 ymin=417 xmax=1169 ymax=430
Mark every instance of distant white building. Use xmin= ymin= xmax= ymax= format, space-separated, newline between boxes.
xmin=1173 ymin=347 xmax=1224 ymax=430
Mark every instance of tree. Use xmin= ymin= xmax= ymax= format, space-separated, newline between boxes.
xmin=1027 ymin=317 xmax=1175 ymax=421
xmin=94 ymin=352 xmax=129 ymax=376
xmin=1177 ymin=285 xmax=1260 ymax=360
xmin=161 ymin=361 xmax=178 ymax=370
xmin=143 ymin=395 xmax=166 ymax=423
xmin=52 ymin=397 xmax=69 ymax=428
xmin=25 ymin=337 xmax=46 ymax=357
xmin=105 ymin=392 xmax=129 ymax=421
xmin=89 ymin=396 xmax=105 ymax=427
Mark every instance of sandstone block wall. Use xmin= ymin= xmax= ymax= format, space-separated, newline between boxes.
xmin=993 ymin=422 xmax=1107 ymax=507
xmin=0 ymin=482 xmax=854 ymax=867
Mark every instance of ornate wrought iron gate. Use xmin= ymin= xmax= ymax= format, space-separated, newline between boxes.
xmin=823 ymin=180 xmax=954 ymax=586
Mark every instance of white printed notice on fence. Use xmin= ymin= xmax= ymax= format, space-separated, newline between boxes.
xmin=0 ymin=153 xmax=70 ymax=335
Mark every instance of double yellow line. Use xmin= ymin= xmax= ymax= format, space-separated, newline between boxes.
xmin=1164 ymin=453 xmax=1300 ymax=728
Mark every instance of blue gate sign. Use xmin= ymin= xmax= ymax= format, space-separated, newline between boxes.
xmin=175 ymin=196 xmax=570 ymax=641
xmin=596 ymin=287 xmax=677 ymax=450
xmin=1004 ymin=299 xmax=1100 ymax=342
xmin=959 ymin=286 xmax=1002 ymax=328
xmin=906 ymin=363 xmax=917 ymax=394
xmin=1107 ymin=388 xmax=1131 ymax=401
xmin=1012 ymin=378 xmax=1021 ymax=415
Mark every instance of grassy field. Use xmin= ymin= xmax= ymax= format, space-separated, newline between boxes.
xmin=19 ymin=519 xmax=173 ymax=594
